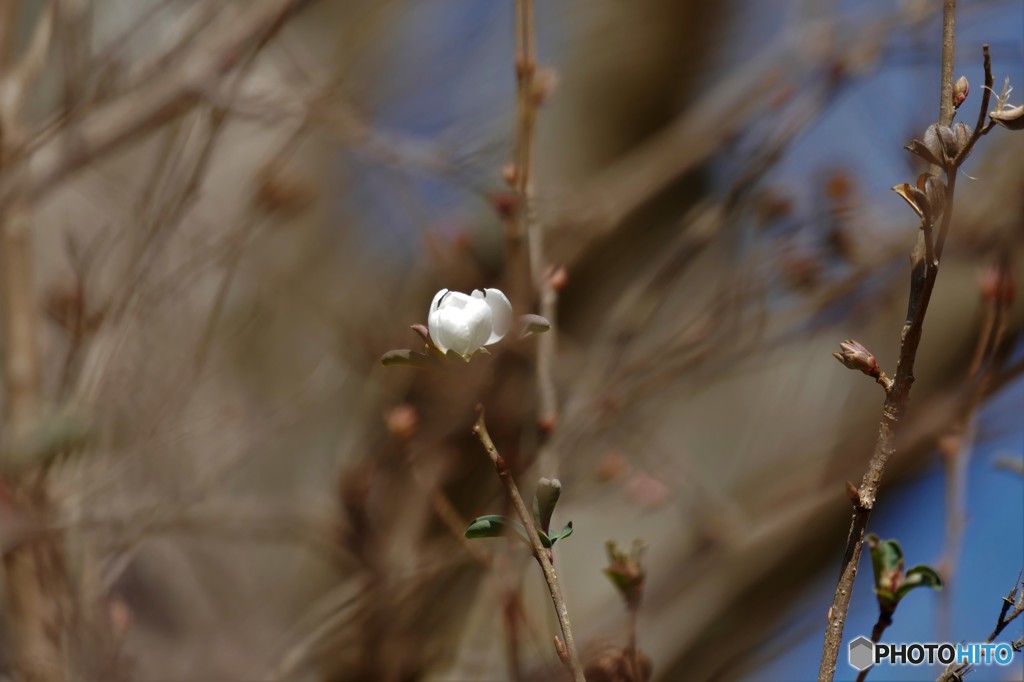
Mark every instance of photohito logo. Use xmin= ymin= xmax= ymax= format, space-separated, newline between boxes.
xmin=848 ymin=636 xmax=1015 ymax=671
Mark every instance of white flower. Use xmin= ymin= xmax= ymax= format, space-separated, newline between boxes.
xmin=427 ymin=288 xmax=513 ymax=359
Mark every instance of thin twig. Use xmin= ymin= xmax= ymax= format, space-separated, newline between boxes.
xmin=472 ymin=407 xmax=585 ymax=682
xmin=938 ymin=254 xmax=1010 ymax=638
xmin=854 ymin=610 xmax=893 ymax=682
xmin=817 ymin=4 xmax=973 ymax=680
xmin=937 ymin=573 xmax=1024 ymax=682
xmin=510 ymin=0 xmax=558 ymax=430
xmin=627 ymin=604 xmax=642 ymax=682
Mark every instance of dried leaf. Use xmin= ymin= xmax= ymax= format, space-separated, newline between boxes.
xmin=892 ymin=183 xmax=930 ymax=222
xmin=991 ymin=104 xmax=1024 ymax=131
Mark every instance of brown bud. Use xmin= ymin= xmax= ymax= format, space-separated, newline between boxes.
xmin=596 ymin=450 xmax=629 ymax=482
xmin=385 ymin=404 xmax=418 ymax=441
xmin=531 ymin=66 xmax=560 ymax=106
xmin=952 ymin=75 xmax=969 ymax=109
xmin=538 ymin=413 xmax=558 ymax=433
xmin=548 ymin=265 xmax=569 ymax=291
xmin=491 ymin=192 xmax=519 ymax=220
xmin=502 ymin=163 xmax=517 ymax=187
xmin=554 ymin=636 xmax=569 ymax=664
xmin=254 ymin=160 xmax=315 ymax=214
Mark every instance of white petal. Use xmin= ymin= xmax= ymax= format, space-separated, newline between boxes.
xmin=430 ymin=288 xmax=449 ymax=312
xmin=431 ymin=291 xmax=493 ymax=358
xmin=472 ymin=288 xmax=513 ymax=345
xmin=427 ymin=289 xmax=451 ymax=354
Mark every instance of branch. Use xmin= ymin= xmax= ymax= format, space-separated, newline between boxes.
xmin=471 ymin=407 xmax=585 ymax=682
xmin=818 ymin=5 xmax=971 ymax=680
xmin=512 ymin=0 xmax=559 ymax=431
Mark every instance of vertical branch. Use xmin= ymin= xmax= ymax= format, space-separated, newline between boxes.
xmin=472 ymin=408 xmax=586 ymax=682
xmin=939 ymin=0 xmax=956 ymax=128
xmin=511 ymin=0 xmax=558 ymax=430
xmin=817 ymin=3 xmax=962 ymax=680
xmin=512 ymin=0 xmax=535 ymax=227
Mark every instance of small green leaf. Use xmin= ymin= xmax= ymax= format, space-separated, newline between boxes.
xmin=894 ymin=565 xmax=944 ymax=601
xmin=464 ymin=515 xmax=529 ymax=545
xmin=538 ymin=529 xmax=553 ymax=548
xmin=867 ymin=534 xmax=904 ymax=592
xmin=549 ymin=521 xmax=573 ymax=546
xmin=465 ymin=515 xmax=508 ymax=539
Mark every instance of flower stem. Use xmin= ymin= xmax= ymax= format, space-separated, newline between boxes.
xmin=472 ymin=407 xmax=586 ymax=682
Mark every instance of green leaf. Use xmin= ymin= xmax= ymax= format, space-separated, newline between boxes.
xmin=894 ymin=565 xmax=944 ymax=601
xmin=465 ymin=515 xmax=509 ymax=539
xmin=867 ymin=534 xmax=904 ymax=592
xmin=548 ymin=521 xmax=573 ymax=546
xmin=464 ymin=515 xmax=529 ymax=545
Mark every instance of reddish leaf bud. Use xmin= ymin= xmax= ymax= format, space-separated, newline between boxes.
xmin=952 ymin=75 xmax=969 ymax=109
xmin=833 ymin=339 xmax=880 ymax=378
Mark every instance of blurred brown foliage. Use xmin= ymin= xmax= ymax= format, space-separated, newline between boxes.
xmin=0 ymin=1 xmax=1020 ymax=681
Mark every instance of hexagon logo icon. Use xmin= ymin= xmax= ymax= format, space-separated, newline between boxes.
xmin=848 ymin=636 xmax=875 ymax=671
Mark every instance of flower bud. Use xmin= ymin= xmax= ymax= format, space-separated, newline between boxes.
xmin=952 ymin=75 xmax=969 ymax=109
xmin=833 ymin=339 xmax=880 ymax=378
xmin=534 ymin=478 xmax=562 ymax=534
xmin=427 ymin=288 xmax=513 ymax=360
